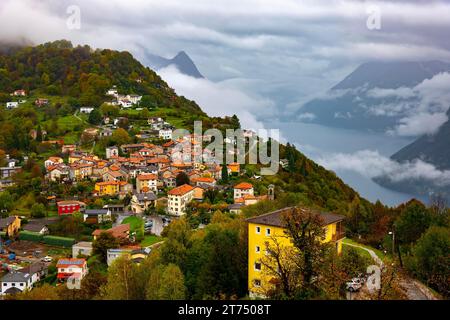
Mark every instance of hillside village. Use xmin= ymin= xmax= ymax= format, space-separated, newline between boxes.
xmin=0 ymin=85 xmax=290 ymax=297
xmin=0 ymin=42 xmax=446 ymax=301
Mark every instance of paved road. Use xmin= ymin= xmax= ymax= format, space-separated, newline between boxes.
xmin=114 ymin=212 xmax=133 ymax=227
xmin=147 ymin=216 xmax=164 ymax=236
xmin=344 ymin=242 xmax=384 ymax=267
xmin=343 ymin=242 xmax=437 ymax=300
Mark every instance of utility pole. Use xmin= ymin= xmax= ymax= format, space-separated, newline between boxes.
xmin=388 ymin=230 xmax=395 ymax=257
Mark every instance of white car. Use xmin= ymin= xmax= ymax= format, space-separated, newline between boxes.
xmin=346 ymin=279 xmax=363 ymax=292
xmin=41 ymin=256 xmax=53 ymax=262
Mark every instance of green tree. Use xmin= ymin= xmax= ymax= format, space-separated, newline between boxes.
xmin=31 ymin=203 xmax=46 ymax=218
xmin=0 ymin=191 xmax=14 ymax=215
xmin=175 ymin=172 xmax=190 ymax=187
xmin=146 ymin=264 xmax=186 ymax=300
xmin=111 ymin=128 xmax=131 ymax=146
xmin=160 ymin=218 xmax=192 ymax=270
xmin=92 ymin=232 xmax=120 ymax=263
xmin=408 ymin=226 xmax=450 ymax=297
xmin=100 ymin=255 xmax=139 ymax=299
xmin=221 ymin=165 xmax=229 ymax=184
xmin=88 ymin=108 xmax=102 ymax=125
xmin=36 ymin=125 xmax=43 ymax=142
xmin=100 ymin=103 xmax=120 ymax=117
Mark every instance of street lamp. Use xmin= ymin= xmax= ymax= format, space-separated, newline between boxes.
xmin=388 ymin=231 xmax=395 ymax=256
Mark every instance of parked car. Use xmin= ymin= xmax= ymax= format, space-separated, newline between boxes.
xmin=346 ymin=279 xmax=363 ymax=292
xmin=41 ymin=256 xmax=52 ymax=262
xmin=144 ymin=221 xmax=153 ymax=228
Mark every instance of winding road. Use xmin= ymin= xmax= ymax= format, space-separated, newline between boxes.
xmin=343 ymin=241 xmax=438 ymax=300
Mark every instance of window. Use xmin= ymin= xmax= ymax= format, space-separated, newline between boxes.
xmin=3 ymin=283 xmax=6 ymax=286
xmin=254 ymin=262 xmax=261 ymax=271
xmin=60 ymin=268 xmax=65 ymax=272
xmin=266 ymin=228 xmax=271 ymax=236
xmin=255 ymin=246 xmax=260 ymax=253
xmin=253 ymin=279 xmax=261 ymax=287
xmin=255 ymin=226 xmax=261 ymax=234
xmin=20 ymin=283 xmax=24 ymax=287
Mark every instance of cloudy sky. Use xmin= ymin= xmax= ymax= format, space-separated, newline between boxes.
xmin=1 ymin=0 xmax=450 ymax=202
xmin=1 ymin=0 xmax=449 ymax=130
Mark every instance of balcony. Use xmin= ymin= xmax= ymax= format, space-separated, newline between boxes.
xmin=332 ymin=231 xmax=345 ymax=241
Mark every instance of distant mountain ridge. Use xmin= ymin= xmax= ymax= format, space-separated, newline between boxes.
xmin=295 ymin=60 xmax=450 ymax=132
xmin=333 ymin=61 xmax=450 ymax=90
xmin=391 ymin=108 xmax=450 ymax=170
xmin=145 ymin=51 xmax=204 ymax=78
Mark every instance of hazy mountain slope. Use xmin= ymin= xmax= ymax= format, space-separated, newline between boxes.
xmin=296 ymin=61 xmax=450 ymax=132
xmin=392 ymin=109 xmax=450 ymax=170
xmin=333 ymin=61 xmax=450 ymax=90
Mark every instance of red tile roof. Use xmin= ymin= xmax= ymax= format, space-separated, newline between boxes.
xmin=92 ymin=223 xmax=130 ymax=239
xmin=137 ymin=174 xmax=158 ymax=180
xmin=234 ymin=182 xmax=253 ymax=190
xmin=168 ymin=184 xmax=194 ymax=196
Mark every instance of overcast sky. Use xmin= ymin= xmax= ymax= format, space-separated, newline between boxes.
xmin=1 ymin=0 xmax=449 ymax=129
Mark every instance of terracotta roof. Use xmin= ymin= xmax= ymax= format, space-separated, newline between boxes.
xmin=137 ymin=174 xmax=158 ymax=180
xmin=48 ymin=156 xmax=63 ymax=162
xmin=246 ymin=207 xmax=345 ymax=228
xmin=192 ymin=177 xmax=215 ymax=183
xmin=234 ymin=182 xmax=253 ymax=190
xmin=163 ymin=141 xmax=175 ymax=148
xmin=168 ymin=184 xmax=194 ymax=196
xmin=92 ymin=223 xmax=130 ymax=239
xmin=96 ymin=181 xmax=128 ymax=186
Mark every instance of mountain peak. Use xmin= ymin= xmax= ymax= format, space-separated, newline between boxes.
xmin=145 ymin=50 xmax=204 ymax=79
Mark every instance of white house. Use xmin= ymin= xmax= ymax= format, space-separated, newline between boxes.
xmin=167 ymin=184 xmax=195 ymax=216
xmin=136 ymin=174 xmax=158 ymax=193
xmin=12 ymin=89 xmax=26 ymax=97
xmin=127 ymin=94 xmax=142 ymax=104
xmin=131 ymin=192 xmax=157 ymax=214
xmin=233 ymin=182 xmax=254 ymax=200
xmin=106 ymin=146 xmax=119 ymax=159
xmin=0 ymin=262 xmax=47 ymax=295
xmin=159 ymin=128 xmax=173 ymax=140
xmin=6 ymin=102 xmax=19 ymax=109
xmin=72 ymin=242 xmax=93 ymax=258
xmin=56 ymin=258 xmax=88 ymax=282
xmin=44 ymin=156 xmax=64 ymax=169
xmin=106 ymin=87 xmax=118 ymax=97
xmin=0 ymin=272 xmax=33 ymax=295
xmin=118 ymin=99 xmax=133 ymax=108
xmin=79 ymin=107 xmax=94 ymax=114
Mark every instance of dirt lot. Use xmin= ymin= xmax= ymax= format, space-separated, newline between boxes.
xmin=4 ymin=240 xmax=70 ymax=262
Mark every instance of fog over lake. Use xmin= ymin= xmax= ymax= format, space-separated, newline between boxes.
xmin=270 ymin=121 xmax=426 ymax=207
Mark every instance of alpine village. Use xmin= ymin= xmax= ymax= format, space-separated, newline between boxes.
xmin=0 ymin=41 xmax=447 ymax=300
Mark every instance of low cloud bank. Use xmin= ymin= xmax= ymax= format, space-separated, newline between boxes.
xmin=158 ymin=65 xmax=276 ymax=132
xmin=318 ymin=149 xmax=450 ymax=187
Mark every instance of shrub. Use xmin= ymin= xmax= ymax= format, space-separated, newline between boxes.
xmin=19 ymin=231 xmax=44 ymax=242
xmin=43 ymin=235 xmax=75 ymax=247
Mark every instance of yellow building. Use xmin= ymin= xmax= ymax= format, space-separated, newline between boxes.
xmin=246 ymin=207 xmax=345 ymax=298
xmin=0 ymin=216 xmax=21 ymax=237
xmin=94 ymin=181 xmax=131 ymax=196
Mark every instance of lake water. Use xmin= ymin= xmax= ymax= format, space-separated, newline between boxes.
xmin=268 ymin=121 xmax=423 ymax=206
